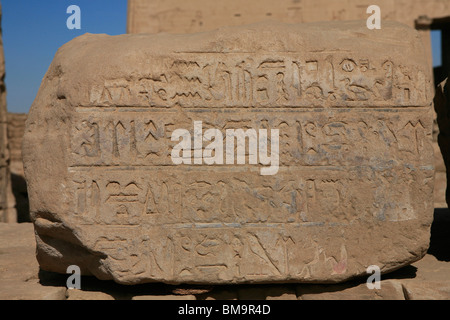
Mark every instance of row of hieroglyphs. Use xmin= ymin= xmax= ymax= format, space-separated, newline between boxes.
xmin=70 ymin=111 xmax=432 ymax=167
xmin=91 ymin=227 xmax=349 ymax=280
xmin=86 ymin=55 xmax=428 ymax=107
xmin=69 ymin=165 xmax=431 ymax=226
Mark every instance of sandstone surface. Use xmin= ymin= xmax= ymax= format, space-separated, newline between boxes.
xmin=2 ymin=210 xmax=450 ymax=300
xmin=23 ymin=21 xmax=434 ymax=285
xmin=127 ymin=0 xmax=450 ymax=209
xmin=7 ymin=113 xmax=30 ymax=222
xmin=127 ymin=0 xmax=450 ymax=34
xmin=0 ymin=4 xmax=14 ymax=223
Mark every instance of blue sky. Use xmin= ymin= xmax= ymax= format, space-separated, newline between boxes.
xmin=431 ymin=30 xmax=442 ymax=68
xmin=2 ymin=1 xmax=127 ymax=113
xmin=0 ymin=1 xmax=443 ymax=113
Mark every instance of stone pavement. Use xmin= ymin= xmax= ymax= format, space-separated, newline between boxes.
xmin=0 ymin=208 xmax=449 ymax=300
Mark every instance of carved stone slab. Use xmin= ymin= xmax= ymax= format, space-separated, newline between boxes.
xmin=23 ymin=21 xmax=434 ymax=284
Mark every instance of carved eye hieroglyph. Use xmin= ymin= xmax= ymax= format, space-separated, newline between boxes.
xmin=341 ymin=59 xmax=356 ymax=72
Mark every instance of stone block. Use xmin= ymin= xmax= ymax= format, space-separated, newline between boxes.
xmin=297 ymin=280 xmax=405 ymax=300
xmin=23 ymin=21 xmax=434 ymax=285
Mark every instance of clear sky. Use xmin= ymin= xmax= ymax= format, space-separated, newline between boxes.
xmin=431 ymin=30 xmax=442 ymax=68
xmin=0 ymin=1 xmax=443 ymax=113
xmin=2 ymin=0 xmax=127 ymax=113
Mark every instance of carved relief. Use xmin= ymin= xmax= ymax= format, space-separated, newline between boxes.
xmin=25 ymin=21 xmax=435 ymax=285
xmin=83 ymin=54 xmax=427 ymax=108
xmin=70 ymin=110 xmax=432 ymax=169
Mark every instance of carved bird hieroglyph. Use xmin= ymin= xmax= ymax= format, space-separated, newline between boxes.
xmin=341 ymin=78 xmax=370 ymax=101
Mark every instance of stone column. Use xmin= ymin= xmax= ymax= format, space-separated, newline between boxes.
xmin=7 ymin=113 xmax=29 ymax=222
xmin=0 ymin=3 xmax=16 ymax=222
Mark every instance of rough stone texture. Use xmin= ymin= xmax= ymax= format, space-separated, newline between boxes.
xmin=433 ymin=141 xmax=447 ymax=208
xmin=0 ymin=222 xmax=40 ymax=282
xmin=435 ymin=78 xmax=450 ymax=208
xmin=127 ymin=0 xmax=449 ymax=209
xmin=197 ymin=288 xmax=238 ymax=300
xmin=0 ymin=279 xmax=67 ymax=300
xmin=402 ymin=280 xmax=450 ymax=300
xmin=7 ymin=113 xmax=27 ymax=177
xmin=126 ymin=0 xmax=447 ymax=85
xmin=238 ymin=286 xmax=297 ymax=300
xmin=1 ymin=209 xmax=450 ymax=300
xmin=0 ymin=222 xmax=66 ymax=300
xmin=66 ymin=289 xmax=115 ymax=300
xmin=7 ymin=113 xmax=30 ymax=222
xmin=297 ymin=280 xmax=405 ymax=300
xmin=0 ymin=4 xmax=14 ymax=223
xmin=23 ymin=21 xmax=434 ymax=285
xmin=127 ymin=0 xmax=450 ymax=34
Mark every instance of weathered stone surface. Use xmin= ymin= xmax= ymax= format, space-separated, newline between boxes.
xmin=7 ymin=113 xmax=27 ymax=177
xmin=0 ymin=4 xmax=15 ymax=223
xmin=172 ymin=286 xmax=213 ymax=295
xmin=23 ymin=21 xmax=434 ymax=285
xmin=7 ymin=113 xmax=30 ymax=222
xmin=1 ymin=218 xmax=450 ymax=299
xmin=0 ymin=222 xmax=39 ymax=282
xmin=0 ymin=279 xmax=66 ymax=300
xmin=238 ymin=285 xmax=297 ymax=300
xmin=66 ymin=289 xmax=115 ymax=300
xmin=0 ymin=222 xmax=66 ymax=300
xmin=433 ymin=142 xmax=447 ymax=208
xmin=297 ymin=280 xmax=405 ymax=300
xmin=197 ymin=288 xmax=238 ymax=300
xmin=402 ymin=280 xmax=450 ymax=300
xmin=127 ymin=0 xmax=450 ymax=33
xmin=127 ymin=0 xmax=449 ymax=209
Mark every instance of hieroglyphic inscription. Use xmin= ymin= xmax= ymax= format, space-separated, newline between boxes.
xmin=25 ymin=22 xmax=435 ymax=284
xmin=83 ymin=225 xmax=354 ymax=282
xmin=67 ymin=105 xmax=434 ymax=282
xmin=71 ymin=70 xmax=433 ymax=283
xmin=70 ymin=110 xmax=432 ymax=167
xmin=85 ymin=54 xmax=428 ymax=108
xmin=69 ymin=164 xmax=432 ymax=227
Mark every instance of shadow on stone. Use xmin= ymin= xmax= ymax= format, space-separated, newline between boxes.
xmin=383 ymin=265 xmax=417 ymax=280
xmin=38 ymin=268 xmax=214 ymax=299
xmin=428 ymin=208 xmax=450 ymax=262
xmin=38 ymin=269 xmax=67 ymax=287
xmin=296 ymin=280 xmax=362 ymax=295
xmin=11 ymin=173 xmax=30 ymax=223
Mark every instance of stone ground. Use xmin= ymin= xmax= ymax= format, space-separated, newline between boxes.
xmin=1 ymin=208 xmax=449 ymax=300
